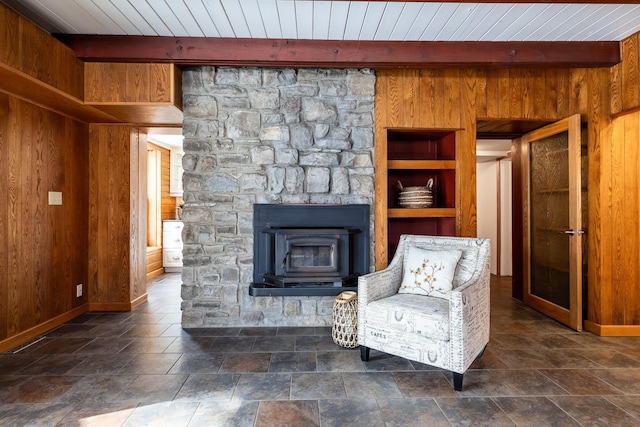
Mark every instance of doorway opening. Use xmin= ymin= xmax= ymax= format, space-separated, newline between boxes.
xmin=476 ymin=119 xmax=553 ymax=298
xmin=145 ymin=128 xmax=184 ymax=280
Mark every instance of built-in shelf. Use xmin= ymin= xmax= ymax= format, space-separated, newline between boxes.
xmin=375 ymin=128 xmax=460 ymax=267
xmin=388 ymin=208 xmax=456 ymax=218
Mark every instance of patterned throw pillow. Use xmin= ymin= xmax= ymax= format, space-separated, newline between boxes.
xmin=398 ymin=247 xmax=463 ymax=299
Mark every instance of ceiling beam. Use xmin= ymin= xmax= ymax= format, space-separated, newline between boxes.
xmin=57 ymin=36 xmax=620 ymax=68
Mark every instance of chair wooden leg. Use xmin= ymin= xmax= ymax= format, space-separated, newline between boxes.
xmin=360 ymin=346 xmax=370 ymax=361
xmin=477 ymin=345 xmax=487 ymax=359
xmin=453 ymin=372 xmax=464 ymax=391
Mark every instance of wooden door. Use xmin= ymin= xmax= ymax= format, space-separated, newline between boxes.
xmin=521 ymin=114 xmax=584 ymax=331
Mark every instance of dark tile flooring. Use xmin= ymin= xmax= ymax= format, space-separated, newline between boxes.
xmin=2 ymin=274 xmax=640 ymax=426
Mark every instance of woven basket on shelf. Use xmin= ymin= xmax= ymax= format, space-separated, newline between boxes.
xmin=332 ymin=291 xmax=358 ymax=348
xmin=397 ymin=178 xmax=434 ymax=208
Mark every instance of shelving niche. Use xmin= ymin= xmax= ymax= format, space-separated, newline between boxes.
xmin=376 ymin=128 xmax=459 ymax=269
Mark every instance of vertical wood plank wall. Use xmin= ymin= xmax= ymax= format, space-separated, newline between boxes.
xmin=146 ymin=142 xmax=176 ymax=279
xmin=84 ymin=63 xmax=175 ymax=103
xmin=585 ymin=111 xmax=640 ymax=334
xmin=0 ymin=93 xmax=89 ymax=348
xmin=0 ymin=2 xmax=173 ymax=350
xmin=0 ymin=5 xmax=84 ymax=100
xmin=376 ymin=66 xmax=639 ymax=331
xmin=88 ymin=125 xmax=147 ymax=311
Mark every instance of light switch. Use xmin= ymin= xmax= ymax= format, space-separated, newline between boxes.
xmin=48 ymin=191 xmax=62 ymax=205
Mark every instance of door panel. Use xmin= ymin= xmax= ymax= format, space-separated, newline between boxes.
xmin=521 ymin=114 xmax=584 ymax=331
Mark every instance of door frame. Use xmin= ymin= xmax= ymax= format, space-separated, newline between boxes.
xmin=520 ymin=114 xmax=583 ymax=331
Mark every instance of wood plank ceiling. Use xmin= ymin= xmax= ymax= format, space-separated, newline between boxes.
xmin=4 ymin=0 xmax=638 ymax=67
xmin=7 ymin=0 xmax=640 ymax=41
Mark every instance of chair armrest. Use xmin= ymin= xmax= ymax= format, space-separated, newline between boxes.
xmin=357 ymin=262 xmax=403 ymax=306
xmin=448 ymin=264 xmax=491 ymax=373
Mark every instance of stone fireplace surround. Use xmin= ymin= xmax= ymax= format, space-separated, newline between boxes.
xmin=180 ymin=66 xmax=376 ymax=327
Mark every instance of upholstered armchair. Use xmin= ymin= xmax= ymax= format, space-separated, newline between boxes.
xmin=358 ymin=235 xmax=491 ymax=391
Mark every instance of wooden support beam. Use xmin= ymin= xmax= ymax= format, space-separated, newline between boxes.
xmin=56 ymin=36 xmax=621 ymax=69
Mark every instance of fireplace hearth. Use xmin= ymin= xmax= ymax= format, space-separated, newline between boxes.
xmin=250 ymin=204 xmax=370 ymax=297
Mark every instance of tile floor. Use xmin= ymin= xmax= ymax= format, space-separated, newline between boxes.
xmin=2 ymin=274 xmax=640 ymax=426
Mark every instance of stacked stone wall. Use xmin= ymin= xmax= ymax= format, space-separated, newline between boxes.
xmin=180 ymin=67 xmax=376 ymax=327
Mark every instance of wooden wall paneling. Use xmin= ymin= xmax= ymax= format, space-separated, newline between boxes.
xmin=610 ymin=64 xmax=623 ymax=116
xmin=88 ymin=125 xmax=100 ymax=303
xmin=113 ymin=126 xmax=130 ymax=303
xmin=19 ymin=101 xmax=36 ymax=332
xmin=151 ymin=63 xmax=171 ymax=103
xmin=621 ymin=35 xmax=639 ymax=112
xmin=19 ymin=19 xmax=54 ymax=88
xmin=152 ymin=143 xmax=176 ymax=220
xmin=84 ymin=63 xmax=183 ymax=125
xmin=126 ymin=63 xmax=150 ymax=102
xmin=508 ymin=69 xmax=524 ymax=119
xmin=521 ymin=69 xmax=535 ymax=118
xmin=385 ymin=70 xmax=401 ymax=129
xmin=0 ymin=95 xmax=90 ymax=343
xmin=544 ymin=69 xmax=559 ymax=119
xmin=374 ymin=71 xmax=389 ymax=269
xmin=511 ymin=137 xmax=524 ymax=301
xmin=0 ymin=5 xmax=19 ymax=69
xmin=146 ymin=248 xmax=163 ymax=279
xmin=622 ymin=114 xmax=640 ymax=324
xmin=88 ymin=124 xmax=148 ymax=309
xmin=610 ymin=114 xmax=625 ymax=325
xmin=32 ymin=106 xmax=48 ymax=324
xmin=460 ymin=69 xmax=477 ymax=237
xmin=65 ymin=119 xmax=89 ymax=309
xmin=484 ymin=70 xmax=500 ymax=119
xmin=0 ymin=93 xmax=9 ymax=340
xmin=402 ymin=69 xmax=419 ymax=127
xmin=0 ymin=95 xmax=89 ymax=351
xmin=497 ymin=69 xmax=511 ymax=118
xmin=532 ymin=70 xmax=546 ymax=119
xmin=6 ymin=96 xmax=20 ymax=336
xmin=47 ymin=111 xmax=62 ymax=317
xmin=556 ymin=69 xmax=571 ymax=119
xmin=420 ymin=69 xmax=446 ymax=128
xmin=443 ymin=69 xmax=461 ymax=129
xmin=85 ymin=62 xmax=178 ymax=104
xmin=84 ymin=62 xmax=105 ymax=102
xmin=130 ymin=129 xmax=148 ymax=305
xmin=587 ymin=67 xmax=611 ymax=326
xmin=569 ymin=69 xmax=589 ymax=116
xmin=474 ymin=69 xmax=488 ymax=120
xmin=55 ymin=43 xmax=84 ymax=100
xmin=172 ymin=64 xmax=183 ymax=109
xmin=110 ymin=63 xmax=128 ymax=103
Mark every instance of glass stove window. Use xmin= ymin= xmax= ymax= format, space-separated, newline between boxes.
xmin=290 ymin=245 xmax=333 ymax=268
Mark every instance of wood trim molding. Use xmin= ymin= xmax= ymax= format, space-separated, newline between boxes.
xmin=584 ymin=320 xmax=640 ymax=337
xmin=0 ymin=304 xmax=89 ymax=353
xmin=130 ymin=293 xmax=149 ymax=310
xmin=87 ymin=293 xmax=148 ymax=312
xmin=56 ymin=36 xmax=621 ymax=68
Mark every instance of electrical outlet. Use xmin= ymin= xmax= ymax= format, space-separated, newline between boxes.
xmin=76 ymin=284 xmax=83 ymax=298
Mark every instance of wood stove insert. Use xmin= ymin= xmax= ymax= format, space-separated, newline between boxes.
xmin=250 ymin=204 xmax=370 ymax=297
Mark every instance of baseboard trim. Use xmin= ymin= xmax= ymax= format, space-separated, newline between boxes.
xmin=0 ymin=304 xmax=89 ymax=353
xmin=87 ymin=302 xmax=132 ymax=311
xmin=584 ymin=320 xmax=640 ymax=336
xmin=88 ymin=293 xmax=148 ymax=312
xmin=130 ymin=293 xmax=148 ymax=310
xmin=146 ymin=269 xmax=164 ymax=280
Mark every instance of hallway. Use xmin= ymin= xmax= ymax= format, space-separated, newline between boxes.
xmin=1 ymin=274 xmax=640 ymax=426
